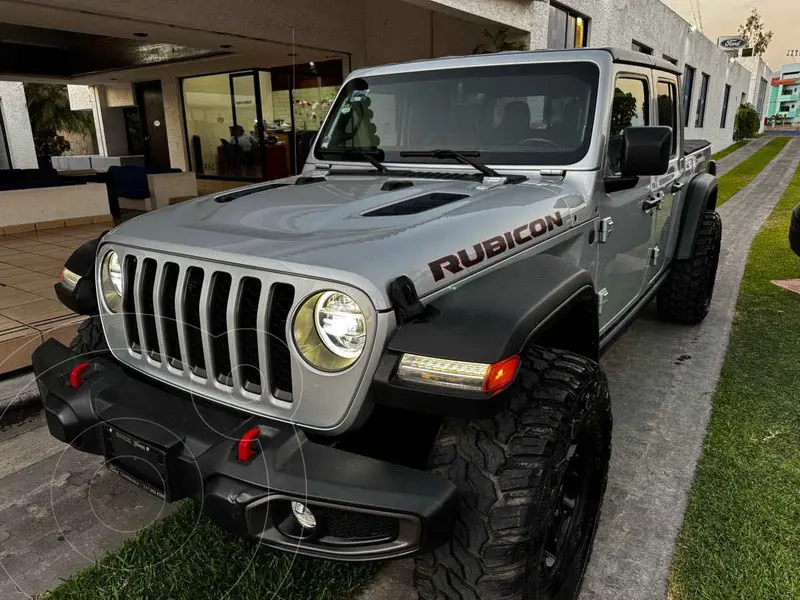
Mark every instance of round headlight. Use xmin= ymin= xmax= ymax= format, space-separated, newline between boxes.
xmin=293 ymin=291 xmax=367 ymax=371
xmin=314 ymin=291 xmax=366 ymax=359
xmin=100 ymin=250 xmax=123 ymax=312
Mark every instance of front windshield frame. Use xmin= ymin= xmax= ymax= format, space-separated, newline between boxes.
xmin=313 ymin=60 xmax=601 ymax=168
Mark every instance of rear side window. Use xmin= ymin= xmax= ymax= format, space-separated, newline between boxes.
xmin=657 ymin=80 xmax=678 ymax=156
xmin=609 ymin=76 xmax=649 ymax=172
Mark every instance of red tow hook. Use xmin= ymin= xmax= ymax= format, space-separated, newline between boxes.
xmin=69 ymin=362 xmax=91 ymax=389
xmin=237 ymin=427 xmax=262 ymax=462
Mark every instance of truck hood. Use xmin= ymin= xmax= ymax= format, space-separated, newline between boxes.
xmin=105 ymin=174 xmax=588 ymax=310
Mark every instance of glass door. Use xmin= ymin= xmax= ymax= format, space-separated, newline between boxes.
xmin=230 ymin=72 xmax=263 ymax=179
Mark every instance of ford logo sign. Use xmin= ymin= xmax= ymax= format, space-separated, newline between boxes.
xmin=720 ymin=37 xmax=747 ymax=49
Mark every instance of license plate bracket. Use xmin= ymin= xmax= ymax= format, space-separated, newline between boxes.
xmin=102 ymin=424 xmax=173 ymax=502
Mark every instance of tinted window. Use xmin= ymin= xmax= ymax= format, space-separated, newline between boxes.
xmin=609 ymin=76 xmax=649 ymax=172
xmin=316 ymin=62 xmax=601 ymax=167
xmin=657 ymin=81 xmax=678 ymax=155
xmin=683 ymin=65 xmax=696 ymax=127
xmin=548 ymin=4 xmax=588 ymax=49
xmin=695 ymin=73 xmax=710 ymax=127
xmin=721 ymin=84 xmax=732 ymax=128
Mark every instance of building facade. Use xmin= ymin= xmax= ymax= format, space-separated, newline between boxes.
xmin=767 ymin=63 xmax=800 ymax=126
xmin=0 ymin=0 xmax=773 ymax=178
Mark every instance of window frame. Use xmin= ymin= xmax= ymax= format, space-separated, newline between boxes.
xmin=683 ymin=64 xmax=696 ymax=127
xmin=720 ymin=84 xmax=732 ymax=128
xmin=607 ymin=72 xmax=651 ymax=174
xmin=656 ymin=78 xmax=679 ymax=157
xmin=631 ymin=40 xmax=654 ymax=55
xmin=694 ymin=72 xmax=710 ymax=128
xmin=547 ymin=2 xmax=589 ymax=49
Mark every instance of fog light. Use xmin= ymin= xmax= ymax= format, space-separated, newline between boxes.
xmin=396 ymin=353 xmax=520 ymax=394
xmin=291 ymin=502 xmax=317 ymax=530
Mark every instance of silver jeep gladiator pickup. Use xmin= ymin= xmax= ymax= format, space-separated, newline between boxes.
xmin=34 ymin=47 xmax=721 ymax=599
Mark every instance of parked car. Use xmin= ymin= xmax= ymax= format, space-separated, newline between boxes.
xmin=34 ymin=47 xmax=721 ymax=599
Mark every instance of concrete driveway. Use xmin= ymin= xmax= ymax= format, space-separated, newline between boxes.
xmin=0 ymin=139 xmax=797 ymax=600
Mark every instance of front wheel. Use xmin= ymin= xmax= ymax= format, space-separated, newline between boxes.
xmin=69 ymin=316 xmax=109 ymax=359
xmin=414 ymin=347 xmax=612 ymax=600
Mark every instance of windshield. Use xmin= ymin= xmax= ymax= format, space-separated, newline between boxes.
xmin=315 ymin=61 xmax=600 ymax=167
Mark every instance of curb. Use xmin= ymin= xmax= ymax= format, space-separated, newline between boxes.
xmin=0 ymin=370 xmax=41 ymax=420
xmin=0 ymin=389 xmax=41 ymax=419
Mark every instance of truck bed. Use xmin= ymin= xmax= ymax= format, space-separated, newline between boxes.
xmin=684 ymin=139 xmax=711 ymax=156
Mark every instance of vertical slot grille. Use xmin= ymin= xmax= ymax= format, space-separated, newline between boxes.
xmin=114 ymin=251 xmax=300 ymax=407
xmin=209 ymin=272 xmax=233 ymax=385
xmin=184 ymin=267 xmax=206 ymax=376
xmin=268 ymin=283 xmax=295 ymax=398
xmin=160 ymin=262 xmax=182 ymax=367
xmin=122 ymin=255 xmax=140 ymax=351
xmin=140 ymin=258 xmax=160 ymax=359
xmin=237 ymin=277 xmax=262 ymax=393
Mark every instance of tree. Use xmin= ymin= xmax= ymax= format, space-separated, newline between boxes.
xmin=737 ymin=8 xmax=773 ymax=56
xmin=473 ymin=27 xmax=528 ymax=54
xmin=733 ymin=104 xmax=760 ymax=140
xmin=23 ymin=83 xmax=95 ymax=159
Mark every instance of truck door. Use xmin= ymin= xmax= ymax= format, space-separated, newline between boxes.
xmin=646 ymin=74 xmax=682 ymax=284
xmin=596 ymin=68 xmax=656 ymax=332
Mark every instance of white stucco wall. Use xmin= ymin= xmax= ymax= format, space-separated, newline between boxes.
xmin=105 ymin=84 xmax=135 ymax=107
xmin=738 ymin=55 xmax=771 ymax=133
xmin=67 ymin=84 xmax=94 ymax=111
xmin=551 ymin=0 xmax=751 ymax=152
xmin=0 ymin=82 xmax=37 ymax=169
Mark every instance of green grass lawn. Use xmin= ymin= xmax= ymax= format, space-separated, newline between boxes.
xmin=716 ymin=137 xmax=791 ymax=207
xmin=44 ymin=502 xmax=379 ymax=600
xmin=712 ymin=140 xmax=747 ymax=160
xmin=670 ymin=158 xmax=800 ymax=598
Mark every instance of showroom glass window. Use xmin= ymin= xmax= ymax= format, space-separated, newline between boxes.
xmin=181 ymin=61 xmax=343 ymax=181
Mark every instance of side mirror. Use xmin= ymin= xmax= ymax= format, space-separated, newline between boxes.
xmin=620 ymin=126 xmax=672 ymax=176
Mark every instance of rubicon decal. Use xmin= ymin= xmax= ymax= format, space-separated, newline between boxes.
xmin=428 ymin=212 xmax=565 ymax=282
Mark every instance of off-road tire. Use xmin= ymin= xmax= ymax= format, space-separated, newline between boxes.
xmin=414 ymin=347 xmax=612 ymax=600
xmin=69 ymin=316 xmax=109 ymax=358
xmin=657 ymin=210 xmax=722 ymax=325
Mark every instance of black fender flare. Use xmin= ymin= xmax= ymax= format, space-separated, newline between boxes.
xmin=371 ymin=254 xmax=597 ymax=416
xmin=55 ymin=234 xmax=107 ymax=315
xmin=675 ymin=173 xmax=718 ymax=260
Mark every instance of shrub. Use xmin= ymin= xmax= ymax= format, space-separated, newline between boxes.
xmin=734 ymin=104 xmax=760 ymax=140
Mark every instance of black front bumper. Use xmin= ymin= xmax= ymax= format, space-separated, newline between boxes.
xmin=31 ymin=339 xmax=457 ymax=561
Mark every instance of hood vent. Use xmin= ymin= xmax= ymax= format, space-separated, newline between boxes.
xmin=381 ymin=180 xmax=414 ymax=192
xmin=215 ymin=183 xmax=289 ymax=203
xmin=364 ymin=192 xmax=469 ymax=217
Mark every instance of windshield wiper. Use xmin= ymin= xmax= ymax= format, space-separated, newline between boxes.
xmin=399 ymin=149 xmax=500 ymax=178
xmin=320 ymin=148 xmax=388 ymax=174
